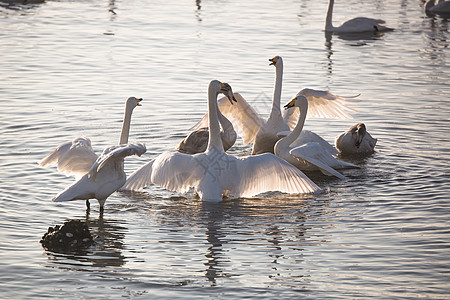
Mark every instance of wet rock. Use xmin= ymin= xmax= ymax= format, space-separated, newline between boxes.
xmin=40 ymin=219 xmax=93 ymax=252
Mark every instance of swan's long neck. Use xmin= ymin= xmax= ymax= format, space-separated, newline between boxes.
xmin=268 ymin=60 xmax=283 ymax=122
xmin=325 ymin=0 xmax=335 ymax=31
xmin=119 ymin=105 xmax=133 ymax=144
xmin=207 ymin=82 xmax=224 ymax=152
xmin=276 ymin=100 xmax=308 ymax=151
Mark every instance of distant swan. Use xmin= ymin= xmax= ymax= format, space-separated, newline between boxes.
xmin=193 ymin=56 xmax=359 ymax=155
xmin=40 ymin=97 xmax=143 ymax=211
xmin=425 ymin=0 xmax=450 ymax=15
xmin=275 ymin=94 xmax=358 ymax=179
xmin=176 ymin=85 xmax=237 ymax=154
xmin=325 ymin=0 xmax=393 ymax=33
xmin=40 ymin=97 xmax=142 ymax=176
xmin=122 ymin=80 xmax=321 ymax=200
xmin=335 ymin=123 xmax=377 ymax=156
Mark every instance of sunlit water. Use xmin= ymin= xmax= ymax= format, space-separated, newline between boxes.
xmin=0 ymin=0 xmax=449 ymax=298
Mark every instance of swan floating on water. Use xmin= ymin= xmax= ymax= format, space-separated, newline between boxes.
xmin=40 ymin=97 xmax=145 ymax=211
xmin=325 ymin=0 xmax=393 ymax=33
xmin=176 ymin=84 xmax=237 ymax=154
xmin=122 ymin=80 xmax=322 ymax=200
xmin=335 ymin=123 xmax=377 ymax=156
xmin=425 ymin=0 xmax=450 ymax=16
xmin=275 ymin=94 xmax=358 ymax=179
xmin=192 ymin=56 xmax=359 ymax=155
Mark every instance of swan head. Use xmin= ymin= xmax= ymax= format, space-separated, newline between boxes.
xmin=283 ymin=94 xmax=308 ymax=110
xmin=219 ymin=82 xmax=237 ymax=105
xmin=125 ymin=97 xmax=143 ymax=110
xmin=269 ymin=56 xmax=283 ymax=67
xmin=350 ymin=123 xmax=366 ymax=148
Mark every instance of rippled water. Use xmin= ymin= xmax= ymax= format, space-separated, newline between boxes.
xmin=1 ymin=0 xmax=449 ymax=298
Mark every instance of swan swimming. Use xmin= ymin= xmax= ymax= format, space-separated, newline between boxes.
xmin=275 ymin=93 xmax=358 ymax=179
xmin=192 ymin=56 xmax=359 ymax=155
xmin=335 ymin=123 xmax=377 ymax=156
xmin=325 ymin=0 xmax=393 ymax=33
xmin=176 ymin=84 xmax=237 ymax=154
xmin=40 ymin=96 xmax=144 ymax=211
xmin=121 ymin=80 xmax=321 ymax=200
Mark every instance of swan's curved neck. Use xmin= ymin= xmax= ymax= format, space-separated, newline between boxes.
xmin=217 ymin=108 xmax=233 ymax=132
xmin=119 ymin=104 xmax=133 ymax=144
xmin=268 ymin=61 xmax=283 ymax=122
xmin=207 ymin=83 xmax=224 ymax=152
xmin=325 ymin=0 xmax=335 ymax=31
xmin=276 ymin=100 xmax=308 ymax=150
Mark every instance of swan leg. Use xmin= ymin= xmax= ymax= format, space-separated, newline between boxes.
xmin=86 ymin=200 xmax=90 ymax=211
xmin=98 ymin=199 xmax=106 ymax=214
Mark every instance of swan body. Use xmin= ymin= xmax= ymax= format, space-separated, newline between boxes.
xmin=53 ymin=143 xmax=146 ymax=211
xmin=40 ymin=97 xmax=142 ymax=176
xmin=122 ymin=80 xmax=321 ymax=200
xmin=425 ymin=0 xmax=450 ymax=15
xmin=177 ymin=87 xmax=237 ymax=154
xmin=335 ymin=123 xmax=377 ymax=156
xmin=325 ymin=0 xmax=393 ymax=33
xmin=275 ymin=94 xmax=358 ymax=179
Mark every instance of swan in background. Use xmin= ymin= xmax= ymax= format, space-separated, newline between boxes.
xmin=176 ymin=84 xmax=237 ymax=154
xmin=275 ymin=94 xmax=358 ymax=180
xmin=192 ymin=56 xmax=359 ymax=155
xmin=335 ymin=123 xmax=377 ymax=156
xmin=325 ymin=0 xmax=393 ymax=33
xmin=425 ymin=0 xmax=450 ymax=16
xmin=40 ymin=97 xmax=142 ymax=176
xmin=121 ymin=80 xmax=321 ymax=200
xmin=52 ymin=143 xmax=146 ymax=212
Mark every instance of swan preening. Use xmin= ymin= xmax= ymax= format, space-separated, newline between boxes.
xmin=325 ymin=0 xmax=393 ymax=33
xmin=425 ymin=0 xmax=450 ymax=16
xmin=40 ymin=97 xmax=145 ymax=211
xmin=335 ymin=123 xmax=377 ymax=156
xmin=176 ymin=83 xmax=237 ymax=154
xmin=275 ymin=94 xmax=358 ymax=180
xmin=121 ymin=80 xmax=322 ymax=200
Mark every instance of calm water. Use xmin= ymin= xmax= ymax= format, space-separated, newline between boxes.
xmin=1 ymin=0 xmax=449 ymax=298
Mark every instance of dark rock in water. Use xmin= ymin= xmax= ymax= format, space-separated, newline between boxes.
xmin=40 ymin=219 xmax=93 ymax=252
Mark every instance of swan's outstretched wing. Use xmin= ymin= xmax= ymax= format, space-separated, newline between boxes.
xmin=88 ymin=143 xmax=146 ymax=180
xmin=290 ymin=143 xmax=358 ymax=179
xmin=192 ymin=93 xmax=264 ymax=145
xmin=283 ymin=88 xmax=360 ymax=130
xmin=39 ymin=137 xmax=98 ymax=176
xmin=228 ymin=153 xmax=322 ymax=198
xmin=121 ymin=159 xmax=155 ymax=191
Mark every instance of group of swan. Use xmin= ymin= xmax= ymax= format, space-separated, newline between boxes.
xmin=40 ymin=55 xmax=377 ymax=211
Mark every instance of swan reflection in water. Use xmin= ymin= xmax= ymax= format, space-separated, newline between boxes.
xmin=44 ymin=210 xmax=127 ymax=269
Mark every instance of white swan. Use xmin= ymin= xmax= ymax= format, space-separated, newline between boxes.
xmin=325 ymin=0 xmax=393 ymax=33
xmin=335 ymin=123 xmax=377 ymax=156
xmin=192 ymin=56 xmax=359 ymax=155
xmin=425 ymin=0 xmax=450 ymax=15
xmin=52 ymin=143 xmax=146 ymax=212
xmin=275 ymin=94 xmax=358 ymax=180
xmin=176 ymin=85 xmax=237 ymax=154
xmin=40 ymin=97 xmax=142 ymax=176
xmin=121 ymin=80 xmax=321 ymax=200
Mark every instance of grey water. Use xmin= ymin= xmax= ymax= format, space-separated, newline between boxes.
xmin=0 ymin=0 xmax=449 ymax=298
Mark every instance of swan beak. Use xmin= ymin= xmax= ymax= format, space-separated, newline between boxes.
xmin=269 ymin=57 xmax=277 ymax=66
xmin=136 ymin=98 xmax=143 ymax=106
xmin=284 ymin=98 xmax=295 ymax=109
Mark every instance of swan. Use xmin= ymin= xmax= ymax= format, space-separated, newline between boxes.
xmin=176 ymin=85 xmax=237 ymax=154
xmin=121 ymin=80 xmax=321 ymax=200
xmin=52 ymin=142 xmax=146 ymax=212
xmin=425 ymin=0 xmax=450 ymax=15
xmin=325 ymin=0 xmax=393 ymax=33
xmin=192 ymin=56 xmax=359 ymax=155
xmin=274 ymin=94 xmax=358 ymax=180
xmin=40 ymin=97 xmax=142 ymax=176
xmin=335 ymin=123 xmax=377 ymax=156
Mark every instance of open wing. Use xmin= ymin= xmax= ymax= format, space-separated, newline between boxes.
xmin=39 ymin=137 xmax=98 ymax=176
xmin=121 ymin=159 xmax=155 ymax=191
xmin=192 ymin=93 xmax=264 ymax=145
xmin=88 ymin=143 xmax=146 ymax=180
xmin=228 ymin=153 xmax=322 ymax=198
xmin=283 ymin=88 xmax=360 ymax=130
